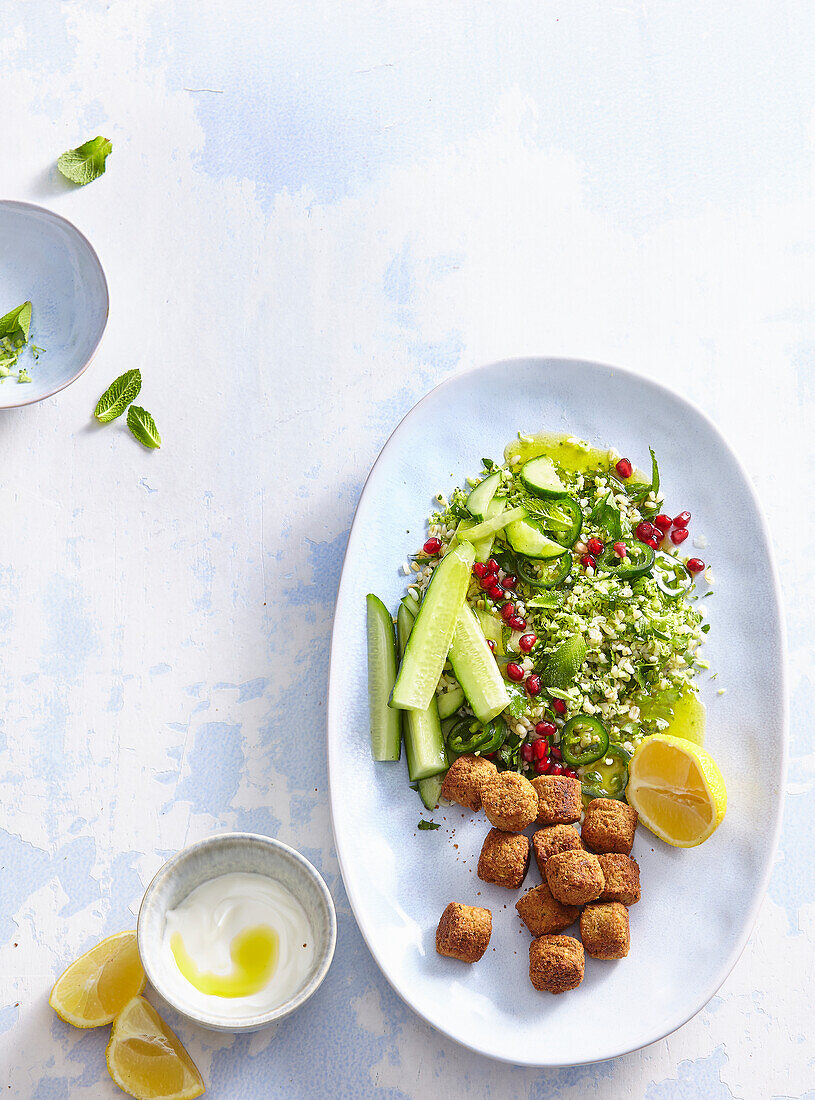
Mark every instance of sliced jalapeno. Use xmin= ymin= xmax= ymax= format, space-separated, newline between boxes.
xmin=596 ymin=540 xmax=655 ymax=579
xmin=476 ymin=716 xmax=508 ymax=756
xmin=446 ymin=717 xmax=490 ymax=756
xmin=654 ymin=553 xmax=692 ymax=599
xmin=516 ymin=552 xmax=572 ymax=590
xmin=581 ymin=743 xmax=632 ymax=800
xmin=529 ymin=496 xmax=583 ymax=548
xmin=446 ymin=716 xmax=507 ymax=758
xmin=560 ymin=714 xmax=609 ymax=766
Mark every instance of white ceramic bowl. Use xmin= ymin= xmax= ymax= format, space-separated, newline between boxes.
xmin=137 ymin=833 xmax=337 ymax=1032
xmin=0 ymin=200 xmax=108 ymax=409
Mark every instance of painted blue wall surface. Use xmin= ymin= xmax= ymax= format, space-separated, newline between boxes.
xmin=1 ymin=2 xmax=813 ymax=1096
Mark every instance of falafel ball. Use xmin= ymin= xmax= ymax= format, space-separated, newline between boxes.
xmin=580 ymin=901 xmax=630 ymax=959
xmin=529 ymin=935 xmax=585 ymax=993
xmin=482 ymin=771 xmax=538 ymax=832
xmin=532 ymin=824 xmax=583 ymax=876
xmin=435 ymin=902 xmax=493 ymax=963
xmin=581 ymin=798 xmax=638 ymax=855
xmin=531 ymin=775 xmax=583 ymax=825
xmin=477 ymin=828 xmax=530 ymax=889
xmin=441 ymin=754 xmax=498 ymax=812
xmin=515 ymin=882 xmax=580 ymax=937
xmin=545 ymin=849 xmax=605 ymax=906
xmin=598 ymin=854 xmax=640 ymax=905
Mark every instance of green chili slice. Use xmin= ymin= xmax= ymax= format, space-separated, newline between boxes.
xmin=559 ymin=714 xmax=609 ymax=766
xmin=516 ymin=552 xmax=572 ymax=589
xmin=527 ymin=496 xmax=583 ymax=548
xmin=581 ymin=744 xmax=632 ymax=800
xmin=654 ymin=553 xmax=692 ymax=599
xmin=446 ymin=716 xmax=507 ymax=757
xmin=596 ymin=540 xmax=655 ymax=579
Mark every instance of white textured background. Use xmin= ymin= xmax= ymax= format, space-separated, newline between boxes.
xmin=1 ymin=2 xmax=813 ymax=1097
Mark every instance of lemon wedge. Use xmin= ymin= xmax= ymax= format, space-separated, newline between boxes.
xmin=106 ymin=996 xmax=205 ymax=1100
xmin=49 ymin=931 xmax=146 ymax=1028
xmin=626 ymin=734 xmax=727 ymax=847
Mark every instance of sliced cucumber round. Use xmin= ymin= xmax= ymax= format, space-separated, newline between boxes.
xmin=505 ymin=515 xmax=568 ymax=560
xmin=519 ymin=456 xmax=568 ymax=498
xmin=466 ymin=471 xmax=501 ymax=520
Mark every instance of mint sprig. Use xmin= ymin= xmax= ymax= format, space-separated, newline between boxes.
xmin=0 ymin=301 xmax=32 ymax=344
xmin=127 ymin=405 xmax=161 ymax=449
xmin=94 ymin=369 xmax=141 ymax=423
xmin=57 ymin=137 xmax=112 ymax=186
xmin=0 ymin=302 xmax=39 ymax=383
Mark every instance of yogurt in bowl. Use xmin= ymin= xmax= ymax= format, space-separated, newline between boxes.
xmin=138 ymin=834 xmax=336 ymax=1031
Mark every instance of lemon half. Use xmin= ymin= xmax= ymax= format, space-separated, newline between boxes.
xmin=106 ymin=996 xmax=204 ymax=1100
xmin=626 ymin=734 xmax=727 ymax=847
xmin=49 ymin=931 xmax=146 ymax=1028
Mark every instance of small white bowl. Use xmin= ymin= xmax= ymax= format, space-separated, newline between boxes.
xmin=0 ymin=201 xmax=109 ymax=409
xmin=137 ymin=833 xmax=337 ymax=1032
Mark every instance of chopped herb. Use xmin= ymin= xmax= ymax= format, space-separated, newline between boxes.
xmin=417 ymin=819 xmax=440 ymax=830
xmin=0 ymin=301 xmax=31 ymax=344
xmin=127 ymin=405 xmax=161 ymax=449
xmin=0 ymin=302 xmax=40 ymax=383
xmin=94 ymin=369 xmax=142 ymax=423
xmin=57 ymin=136 xmax=112 ymax=185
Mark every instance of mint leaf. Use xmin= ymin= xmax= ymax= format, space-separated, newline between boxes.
xmin=127 ymin=405 xmax=161 ymax=449
xmin=506 ymin=684 xmax=527 ymax=719
xmin=57 ymin=137 xmax=112 ymax=185
xmin=0 ymin=302 xmax=32 ymax=345
xmin=417 ymin=819 xmax=440 ymax=830
xmin=94 ymin=369 xmax=141 ymax=423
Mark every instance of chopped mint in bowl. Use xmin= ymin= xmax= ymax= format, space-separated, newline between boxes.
xmin=0 ymin=201 xmax=108 ymax=408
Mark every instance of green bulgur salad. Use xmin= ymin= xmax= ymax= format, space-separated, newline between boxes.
xmin=367 ymin=432 xmax=711 ymax=811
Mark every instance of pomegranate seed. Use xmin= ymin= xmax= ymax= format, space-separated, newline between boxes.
xmin=503 ymin=574 xmax=518 ymax=589
xmin=686 ymin=557 xmax=705 ymax=574
xmin=552 ymin=698 xmax=566 ymax=715
xmin=536 ymin=721 xmax=557 ymax=737
xmin=508 ymin=615 xmax=527 ymax=632
xmin=506 ymin=662 xmax=525 ymax=682
xmin=654 ymin=514 xmax=672 ymax=532
xmin=486 ymin=639 xmax=496 ymax=652
xmin=500 ymin=602 xmax=516 ymax=621
xmin=534 ymin=758 xmax=549 ymax=774
xmin=645 ymin=536 xmax=660 ymax=550
xmin=549 ymin=746 xmax=562 ymax=762
xmin=423 ymin=537 xmax=441 ymax=555
xmin=586 ymin=537 xmax=604 ymax=556
xmin=519 ymin=633 xmax=537 ymax=653
xmin=549 ymin=762 xmax=563 ymax=776
xmin=487 ymin=583 xmax=504 ymax=600
xmin=581 ymin=554 xmax=596 ymax=570
xmin=479 ymin=574 xmax=493 ymax=590
xmin=473 ymin=561 xmax=487 ymax=578
xmin=532 ymin=739 xmax=548 ymax=761
xmin=670 ymin=528 xmax=689 ymax=546
xmin=615 ymin=458 xmax=633 ymax=479
xmin=673 ymin=511 xmax=691 ymax=529
xmin=563 ymin=767 xmax=579 ymax=780
xmin=521 ymin=742 xmax=534 ymax=763
xmin=613 ymin=541 xmax=627 ymax=558
xmin=635 ymin=521 xmax=655 ymax=541
xmin=525 ymin=674 xmax=542 ymax=696
xmin=486 ymin=558 xmax=499 ymax=574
